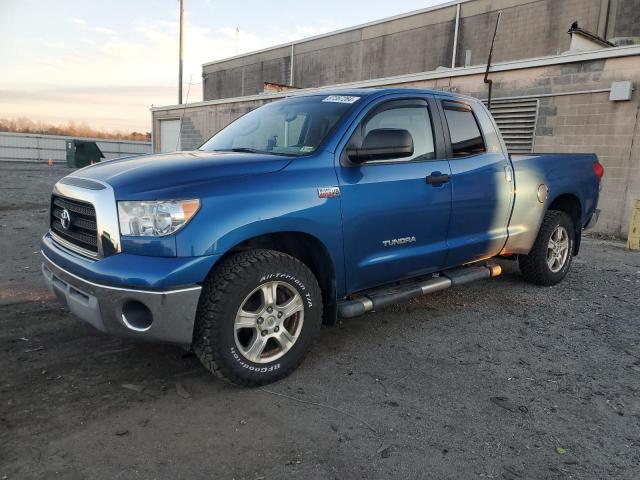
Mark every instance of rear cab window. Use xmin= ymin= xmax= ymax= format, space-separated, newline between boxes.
xmin=442 ymin=101 xmax=486 ymax=158
xmin=473 ymin=104 xmax=506 ymax=154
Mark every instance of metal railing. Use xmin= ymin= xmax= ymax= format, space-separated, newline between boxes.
xmin=0 ymin=132 xmax=151 ymax=163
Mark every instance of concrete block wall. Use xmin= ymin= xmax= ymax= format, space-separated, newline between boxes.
xmin=529 ymin=58 xmax=639 ymax=236
xmin=202 ymin=0 xmax=640 ymax=102
xmin=456 ymin=0 xmax=603 ymax=66
xmin=610 ymin=0 xmax=640 ymax=38
xmin=203 ymin=5 xmax=457 ymax=100
xmin=535 ymin=91 xmax=637 ymax=233
xmin=179 ymin=117 xmax=204 ymax=151
xmin=204 ymin=52 xmax=292 ymax=100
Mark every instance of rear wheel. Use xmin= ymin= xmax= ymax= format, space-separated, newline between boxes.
xmin=193 ymin=249 xmax=323 ymax=386
xmin=519 ymin=210 xmax=575 ymax=286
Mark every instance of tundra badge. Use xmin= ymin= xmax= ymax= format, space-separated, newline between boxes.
xmin=382 ymin=236 xmax=416 ymax=247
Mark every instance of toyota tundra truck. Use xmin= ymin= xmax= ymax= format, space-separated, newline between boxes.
xmin=41 ymin=88 xmax=603 ymax=386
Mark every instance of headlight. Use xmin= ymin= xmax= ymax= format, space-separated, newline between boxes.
xmin=118 ymin=199 xmax=200 ymax=236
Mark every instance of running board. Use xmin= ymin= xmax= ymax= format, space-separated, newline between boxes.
xmin=337 ymin=264 xmax=502 ymax=319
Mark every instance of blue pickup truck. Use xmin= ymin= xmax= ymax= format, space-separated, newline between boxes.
xmin=41 ymin=88 xmax=603 ymax=385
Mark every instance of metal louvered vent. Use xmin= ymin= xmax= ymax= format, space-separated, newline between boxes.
xmin=484 ymin=99 xmax=539 ymax=153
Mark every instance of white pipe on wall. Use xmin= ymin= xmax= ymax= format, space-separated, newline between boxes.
xmin=451 ymin=2 xmax=461 ymax=68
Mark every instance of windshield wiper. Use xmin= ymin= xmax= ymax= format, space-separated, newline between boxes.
xmin=228 ymin=147 xmax=262 ymax=153
xmin=210 ymin=147 xmax=300 ymax=157
xmin=211 ymin=147 xmax=269 ymax=154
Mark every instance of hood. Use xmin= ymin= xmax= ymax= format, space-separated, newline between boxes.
xmin=70 ymin=150 xmax=292 ymax=196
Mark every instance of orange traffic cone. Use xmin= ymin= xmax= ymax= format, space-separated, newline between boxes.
xmin=48 ymin=158 xmax=53 ymax=167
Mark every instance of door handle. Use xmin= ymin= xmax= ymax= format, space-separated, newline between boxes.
xmin=426 ymin=173 xmax=450 ymax=185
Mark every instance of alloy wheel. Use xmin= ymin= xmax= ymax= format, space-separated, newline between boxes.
xmin=234 ymin=281 xmax=305 ymax=363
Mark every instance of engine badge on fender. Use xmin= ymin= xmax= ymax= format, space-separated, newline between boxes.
xmin=318 ymin=187 xmax=341 ymax=198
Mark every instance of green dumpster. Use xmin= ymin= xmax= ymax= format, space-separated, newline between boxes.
xmin=66 ymin=139 xmax=105 ymax=168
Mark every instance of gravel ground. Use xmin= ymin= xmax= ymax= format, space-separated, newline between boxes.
xmin=1 ymin=163 xmax=639 ymax=479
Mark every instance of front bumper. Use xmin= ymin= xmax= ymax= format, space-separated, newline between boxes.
xmin=42 ymin=251 xmax=202 ymax=345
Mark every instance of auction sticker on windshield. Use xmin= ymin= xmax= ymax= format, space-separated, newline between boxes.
xmin=322 ymin=95 xmax=360 ymax=104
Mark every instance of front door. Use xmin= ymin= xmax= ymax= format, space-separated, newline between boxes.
xmin=336 ymin=98 xmax=452 ymax=293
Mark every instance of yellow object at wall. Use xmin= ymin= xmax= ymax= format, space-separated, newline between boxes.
xmin=628 ymin=200 xmax=640 ymax=251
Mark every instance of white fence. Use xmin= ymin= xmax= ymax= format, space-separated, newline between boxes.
xmin=0 ymin=132 xmax=152 ymax=163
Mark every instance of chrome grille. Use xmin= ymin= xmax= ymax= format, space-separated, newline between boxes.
xmin=50 ymin=195 xmax=98 ymax=255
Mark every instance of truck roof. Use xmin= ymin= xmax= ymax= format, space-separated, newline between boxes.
xmin=293 ymin=87 xmax=479 ymax=103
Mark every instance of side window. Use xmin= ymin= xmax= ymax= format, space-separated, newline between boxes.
xmin=443 ymin=102 xmax=486 ymax=157
xmin=362 ymin=105 xmax=435 ymax=162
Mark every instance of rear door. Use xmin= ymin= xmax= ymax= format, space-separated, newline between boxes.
xmin=437 ymin=98 xmax=514 ymax=266
xmin=336 ymin=96 xmax=452 ymax=293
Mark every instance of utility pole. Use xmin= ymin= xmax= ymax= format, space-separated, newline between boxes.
xmin=178 ymin=0 xmax=184 ymax=104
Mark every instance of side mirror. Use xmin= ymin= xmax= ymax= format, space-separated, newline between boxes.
xmin=347 ymin=128 xmax=414 ymax=163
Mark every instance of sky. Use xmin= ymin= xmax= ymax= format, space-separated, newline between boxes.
xmin=0 ymin=0 xmax=450 ymax=132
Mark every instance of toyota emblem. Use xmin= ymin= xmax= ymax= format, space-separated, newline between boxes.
xmin=60 ymin=208 xmax=71 ymax=230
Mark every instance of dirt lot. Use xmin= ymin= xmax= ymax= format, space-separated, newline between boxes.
xmin=1 ymin=163 xmax=639 ymax=479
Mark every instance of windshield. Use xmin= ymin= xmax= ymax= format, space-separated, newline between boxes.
xmin=199 ymin=94 xmax=361 ymax=156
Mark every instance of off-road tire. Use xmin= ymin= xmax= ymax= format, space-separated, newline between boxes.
xmin=519 ymin=210 xmax=575 ymax=286
xmin=193 ymin=249 xmax=323 ymax=386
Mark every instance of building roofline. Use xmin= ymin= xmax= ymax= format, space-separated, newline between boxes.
xmin=152 ymin=44 xmax=640 ymax=112
xmin=201 ymin=0 xmax=469 ymax=68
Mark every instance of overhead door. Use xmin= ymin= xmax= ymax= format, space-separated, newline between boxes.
xmin=159 ymin=119 xmax=181 ymax=153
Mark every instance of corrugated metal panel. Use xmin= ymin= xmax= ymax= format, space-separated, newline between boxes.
xmin=0 ymin=132 xmax=151 ymax=163
xmin=484 ymin=99 xmax=539 ymax=153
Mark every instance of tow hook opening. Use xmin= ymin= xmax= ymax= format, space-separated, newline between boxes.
xmin=121 ymin=300 xmax=153 ymax=331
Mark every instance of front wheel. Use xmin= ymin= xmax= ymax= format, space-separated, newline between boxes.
xmin=193 ymin=249 xmax=323 ymax=386
xmin=519 ymin=210 xmax=575 ymax=286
